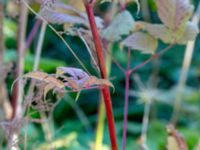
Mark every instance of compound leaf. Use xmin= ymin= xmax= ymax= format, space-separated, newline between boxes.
xmin=155 ymin=0 xmax=193 ymax=31
xmin=102 ymin=10 xmax=135 ymax=42
xmin=122 ymin=32 xmax=158 ymax=54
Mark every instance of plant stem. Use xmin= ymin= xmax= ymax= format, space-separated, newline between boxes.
xmin=106 ymin=50 xmax=125 ymax=73
xmin=24 ymin=21 xmax=49 ymax=146
xmin=129 ymin=44 xmax=174 ymax=74
xmin=11 ymin=1 xmax=28 ymax=119
xmin=0 ymin=1 xmax=13 ymax=121
xmin=25 ymin=22 xmax=47 ymax=107
xmin=122 ymin=49 xmax=131 ymax=150
xmin=9 ymin=2 xmax=28 ymax=149
xmin=25 ymin=19 xmax=42 ymax=50
xmin=171 ymin=3 xmax=200 ymax=124
xmin=94 ymin=95 xmax=106 ymax=150
xmin=140 ymin=100 xmax=151 ymax=148
xmin=84 ymin=2 xmax=118 ymax=150
xmin=140 ymin=0 xmax=151 ymax=21
xmin=95 ymin=43 xmax=112 ymax=150
xmin=33 ymin=21 xmax=47 ymax=71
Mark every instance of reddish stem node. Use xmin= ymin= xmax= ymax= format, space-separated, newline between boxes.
xmin=129 ymin=44 xmax=174 ymax=74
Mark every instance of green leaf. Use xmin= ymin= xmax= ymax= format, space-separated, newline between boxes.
xmin=155 ymin=0 xmax=194 ymax=31
xmin=139 ymin=21 xmax=199 ymax=44
xmin=3 ymin=19 xmax=17 ymax=38
xmin=155 ymin=0 xmax=194 ymax=43
xmin=122 ymin=32 xmax=158 ymax=54
xmin=101 ymin=10 xmax=135 ymax=42
xmin=178 ymin=22 xmax=199 ymax=44
xmin=140 ymin=22 xmax=174 ymax=43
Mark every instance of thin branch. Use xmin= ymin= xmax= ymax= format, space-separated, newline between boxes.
xmin=141 ymin=99 xmax=151 ymax=149
xmin=140 ymin=0 xmax=151 ymax=21
xmin=33 ymin=22 xmax=47 ymax=71
xmin=11 ymin=1 xmax=28 ymax=119
xmin=25 ymin=19 xmax=42 ymax=51
xmin=132 ymin=74 xmax=152 ymax=149
xmin=129 ymin=44 xmax=174 ymax=74
xmin=24 ymin=21 xmax=47 ymax=109
xmin=106 ymin=50 xmax=126 ymax=73
xmin=171 ymin=3 xmax=200 ymax=124
xmin=122 ymin=49 xmax=131 ymax=150
xmin=9 ymin=2 xmax=28 ymax=149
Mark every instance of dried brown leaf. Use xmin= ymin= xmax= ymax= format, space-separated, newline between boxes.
xmin=82 ymin=76 xmax=114 ymax=89
xmin=44 ymin=83 xmax=55 ymax=100
xmin=56 ymin=67 xmax=113 ymax=91
xmin=23 ymin=71 xmax=49 ymax=80
xmin=39 ymin=0 xmax=103 ymax=28
xmin=23 ymin=71 xmax=65 ymax=89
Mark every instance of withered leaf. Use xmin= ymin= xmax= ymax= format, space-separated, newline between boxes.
xmin=21 ymin=67 xmax=113 ymax=101
xmin=56 ymin=67 xmax=113 ymax=91
xmin=56 ymin=67 xmax=89 ymax=79
xmin=39 ymin=0 xmax=104 ymax=29
xmin=81 ymin=76 xmax=114 ymax=89
xmin=44 ymin=83 xmax=55 ymax=100
xmin=23 ymin=71 xmax=48 ymax=80
xmin=23 ymin=71 xmax=65 ymax=89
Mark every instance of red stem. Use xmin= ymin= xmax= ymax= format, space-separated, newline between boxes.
xmin=129 ymin=44 xmax=174 ymax=74
xmin=84 ymin=3 xmax=118 ymax=150
xmin=122 ymin=49 xmax=131 ymax=150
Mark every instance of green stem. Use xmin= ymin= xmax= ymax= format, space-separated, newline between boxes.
xmin=95 ymin=43 xmax=112 ymax=150
xmin=95 ymin=95 xmax=106 ymax=150
xmin=171 ymin=3 xmax=200 ymax=124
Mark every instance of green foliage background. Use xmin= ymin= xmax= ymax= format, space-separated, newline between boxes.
xmin=2 ymin=0 xmax=200 ymax=149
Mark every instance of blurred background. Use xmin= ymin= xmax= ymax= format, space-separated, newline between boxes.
xmin=0 ymin=0 xmax=200 ymax=149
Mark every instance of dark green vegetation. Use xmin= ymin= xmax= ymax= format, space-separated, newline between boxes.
xmin=0 ymin=0 xmax=200 ymax=149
